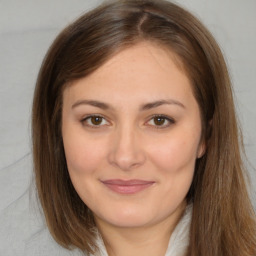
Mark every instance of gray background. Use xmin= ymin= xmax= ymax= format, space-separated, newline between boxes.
xmin=0 ymin=0 xmax=256 ymax=212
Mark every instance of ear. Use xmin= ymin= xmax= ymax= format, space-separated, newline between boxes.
xmin=197 ymin=119 xmax=212 ymax=158
xmin=197 ymin=140 xmax=206 ymax=159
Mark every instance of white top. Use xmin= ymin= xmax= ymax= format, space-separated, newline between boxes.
xmin=0 ymin=187 xmax=192 ymax=256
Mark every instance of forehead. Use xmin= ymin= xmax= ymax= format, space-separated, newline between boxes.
xmin=89 ymin=42 xmax=186 ymax=83
xmin=63 ymin=42 xmax=194 ymax=106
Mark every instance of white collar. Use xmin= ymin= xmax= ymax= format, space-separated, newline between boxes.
xmin=165 ymin=204 xmax=192 ymax=256
xmin=94 ymin=204 xmax=192 ymax=256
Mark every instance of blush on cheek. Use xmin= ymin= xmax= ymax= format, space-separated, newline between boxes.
xmin=66 ymin=154 xmax=95 ymax=176
xmin=64 ymin=140 xmax=106 ymax=177
xmin=150 ymin=142 xmax=198 ymax=184
xmin=152 ymin=140 xmax=194 ymax=162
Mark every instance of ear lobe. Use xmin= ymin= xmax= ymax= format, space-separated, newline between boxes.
xmin=197 ymin=119 xmax=212 ymax=159
xmin=197 ymin=141 xmax=206 ymax=158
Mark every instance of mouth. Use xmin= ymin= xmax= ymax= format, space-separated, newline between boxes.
xmin=100 ymin=179 xmax=155 ymax=194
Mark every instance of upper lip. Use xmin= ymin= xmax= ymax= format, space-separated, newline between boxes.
xmin=101 ymin=179 xmax=155 ymax=186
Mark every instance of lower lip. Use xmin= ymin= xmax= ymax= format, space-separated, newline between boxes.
xmin=102 ymin=183 xmax=155 ymax=194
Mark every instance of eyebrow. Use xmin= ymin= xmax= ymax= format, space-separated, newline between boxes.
xmin=139 ymin=99 xmax=185 ymax=111
xmin=72 ymin=99 xmax=185 ymax=110
xmin=72 ymin=100 xmax=110 ymax=110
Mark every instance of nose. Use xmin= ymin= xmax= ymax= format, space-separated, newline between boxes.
xmin=108 ymin=125 xmax=146 ymax=171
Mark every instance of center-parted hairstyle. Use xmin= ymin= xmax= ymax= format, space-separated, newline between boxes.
xmin=32 ymin=0 xmax=256 ymax=255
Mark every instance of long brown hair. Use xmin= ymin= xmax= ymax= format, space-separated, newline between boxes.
xmin=32 ymin=0 xmax=256 ymax=255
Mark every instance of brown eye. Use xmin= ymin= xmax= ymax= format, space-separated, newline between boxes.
xmin=82 ymin=115 xmax=109 ymax=127
xmin=146 ymin=115 xmax=175 ymax=128
xmin=90 ymin=116 xmax=103 ymax=125
xmin=153 ymin=117 xmax=166 ymax=126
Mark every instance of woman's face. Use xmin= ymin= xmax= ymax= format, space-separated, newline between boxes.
xmin=62 ymin=42 xmax=205 ymax=229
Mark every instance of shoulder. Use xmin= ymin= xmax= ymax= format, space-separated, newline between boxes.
xmin=0 ymin=187 xmax=85 ymax=256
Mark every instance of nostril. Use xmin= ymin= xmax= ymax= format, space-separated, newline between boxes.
xmin=108 ymin=145 xmax=146 ymax=171
xmin=108 ymin=152 xmax=145 ymax=171
xmin=107 ymin=128 xmax=146 ymax=170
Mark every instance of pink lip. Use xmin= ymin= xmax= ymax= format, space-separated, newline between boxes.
xmin=101 ymin=179 xmax=155 ymax=194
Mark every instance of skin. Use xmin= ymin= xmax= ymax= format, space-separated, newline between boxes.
xmin=62 ymin=42 xmax=205 ymax=256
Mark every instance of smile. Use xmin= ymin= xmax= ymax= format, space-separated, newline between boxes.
xmin=101 ymin=179 xmax=155 ymax=194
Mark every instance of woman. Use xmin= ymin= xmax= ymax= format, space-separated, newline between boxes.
xmin=31 ymin=0 xmax=256 ymax=255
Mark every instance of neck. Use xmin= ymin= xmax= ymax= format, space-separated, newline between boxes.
xmin=95 ymin=202 xmax=186 ymax=256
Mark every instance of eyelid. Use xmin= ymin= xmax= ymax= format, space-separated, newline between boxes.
xmin=145 ymin=114 xmax=175 ymax=129
xmin=81 ymin=114 xmax=111 ymax=128
xmin=80 ymin=114 xmax=175 ymax=129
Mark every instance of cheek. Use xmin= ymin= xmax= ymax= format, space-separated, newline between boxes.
xmin=149 ymin=133 xmax=198 ymax=204
xmin=63 ymin=136 xmax=108 ymax=206
xmin=63 ymin=132 xmax=107 ymax=176
xmin=146 ymin=128 xmax=200 ymax=199
xmin=148 ymin=133 xmax=199 ymax=173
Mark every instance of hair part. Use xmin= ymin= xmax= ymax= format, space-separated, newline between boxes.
xmin=32 ymin=0 xmax=256 ymax=255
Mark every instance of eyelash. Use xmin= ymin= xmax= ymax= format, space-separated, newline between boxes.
xmin=81 ymin=114 xmax=175 ymax=129
xmin=81 ymin=114 xmax=110 ymax=128
xmin=146 ymin=114 xmax=175 ymax=129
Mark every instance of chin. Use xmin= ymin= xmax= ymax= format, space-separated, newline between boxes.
xmin=105 ymin=215 xmax=153 ymax=228
xmin=96 ymin=204 xmax=169 ymax=229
